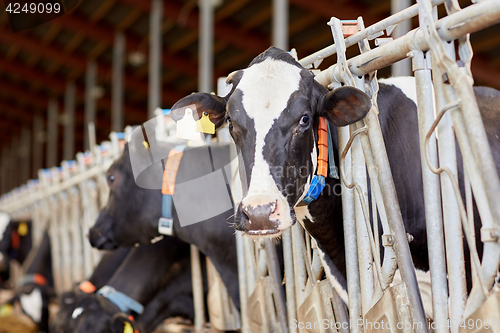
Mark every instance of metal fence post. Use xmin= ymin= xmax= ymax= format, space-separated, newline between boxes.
xmin=413 ymin=49 xmax=449 ymax=333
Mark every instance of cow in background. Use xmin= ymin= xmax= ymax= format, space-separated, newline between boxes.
xmin=0 ymin=216 xmax=33 ymax=287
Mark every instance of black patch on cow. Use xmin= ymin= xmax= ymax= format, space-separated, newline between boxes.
xmin=262 ymin=89 xmax=315 ymax=207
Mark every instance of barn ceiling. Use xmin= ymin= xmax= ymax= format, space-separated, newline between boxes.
xmin=0 ymin=0 xmax=499 ymax=192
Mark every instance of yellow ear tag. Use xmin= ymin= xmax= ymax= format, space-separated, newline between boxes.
xmin=123 ymin=321 xmax=134 ymax=333
xmin=0 ymin=303 xmax=13 ymax=317
xmin=176 ymin=108 xmax=203 ymax=141
xmin=196 ymin=112 xmax=215 ymax=134
xmin=18 ymin=222 xmax=28 ymax=237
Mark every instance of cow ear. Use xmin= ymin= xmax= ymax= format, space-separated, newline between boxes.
xmin=110 ymin=313 xmax=137 ymax=333
xmin=171 ymin=93 xmax=227 ymax=129
xmin=316 ymin=86 xmax=372 ymax=127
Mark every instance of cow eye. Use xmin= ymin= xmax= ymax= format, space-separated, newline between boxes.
xmin=225 ymin=116 xmax=232 ymax=127
xmin=108 ymin=175 xmax=115 ymax=183
xmin=299 ymin=115 xmax=310 ymax=127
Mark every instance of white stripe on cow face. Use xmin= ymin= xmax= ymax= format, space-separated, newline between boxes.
xmin=237 ymin=58 xmax=303 ymax=230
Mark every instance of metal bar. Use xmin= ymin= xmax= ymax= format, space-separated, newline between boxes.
xmin=32 ymin=113 xmax=43 ymax=178
xmin=291 ymin=223 xmax=307 ymax=307
xmin=391 ymin=0 xmax=412 ymax=76
xmin=352 ymin=76 xmax=374 ymax=315
xmin=431 ymin=49 xmax=466 ymax=333
xmin=148 ymin=0 xmax=163 ymax=119
xmin=63 ymin=82 xmax=75 ymax=161
xmin=112 ymin=32 xmax=125 ymax=132
xmin=46 ymin=98 xmax=58 ymax=168
xmin=338 ymin=124 xmax=362 ymax=333
xmin=0 ymin=160 xmax=113 ymax=213
xmin=1 ymin=149 xmax=8 ymax=194
xmin=298 ymin=0 xmax=446 ymax=67
xmin=199 ymin=0 xmax=214 ymax=93
xmin=191 ymin=245 xmax=206 ymax=332
xmin=235 ymin=231 xmax=250 ymax=333
xmin=20 ymin=126 xmax=31 ymax=184
xmin=314 ymin=0 xmax=500 ymax=83
xmin=84 ymin=61 xmax=97 ymax=151
xmin=413 ymin=50 xmax=449 ymax=333
xmin=363 ymin=104 xmax=428 ymax=333
xmin=265 ymin=239 xmax=289 ymax=333
xmin=283 ymin=228 xmax=298 ymax=333
xmin=272 ymin=0 xmax=288 ymax=50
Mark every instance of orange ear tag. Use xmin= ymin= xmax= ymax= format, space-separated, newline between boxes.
xmin=196 ymin=112 xmax=215 ymax=134
xmin=176 ymin=108 xmax=203 ymax=141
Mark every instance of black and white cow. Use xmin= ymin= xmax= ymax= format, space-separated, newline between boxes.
xmin=66 ymin=236 xmax=196 ymax=333
xmin=171 ymin=47 xmax=500 ymax=295
xmin=8 ymin=230 xmax=54 ymax=333
xmin=89 ymin=143 xmax=241 ymax=309
xmin=50 ymin=247 xmax=131 ymax=332
xmin=0 ymin=217 xmax=33 ymax=287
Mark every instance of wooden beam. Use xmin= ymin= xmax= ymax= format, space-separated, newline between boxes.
xmin=215 ymin=0 xmax=251 ymax=21
xmin=90 ymin=0 xmax=116 ymax=24
xmin=116 ymin=7 xmax=143 ymax=31
xmin=52 ymin=13 xmax=199 ymax=78
xmin=289 ymin=12 xmax=317 ymax=35
xmin=118 ymin=0 xmax=269 ymax=55
xmin=0 ymin=26 xmax=185 ymax=105
xmin=241 ymin=6 xmax=272 ymax=32
xmin=289 ymin=0 xmax=369 ymax=22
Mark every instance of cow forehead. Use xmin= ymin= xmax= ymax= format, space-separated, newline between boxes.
xmin=237 ymin=58 xmax=302 ymax=126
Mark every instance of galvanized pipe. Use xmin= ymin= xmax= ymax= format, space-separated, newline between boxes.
xmin=112 ymin=32 xmax=125 ymax=132
xmin=63 ymin=82 xmax=75 ymax=161
xmin=148 ymin=0 xmax=162 ymax=119
xmin=46 ymin=99 xmax=58 ymax=168
xmin=84 ymin=61 xmax=97 ymax=151
xmin=413 ymin=50 xmax=449 ymax=333
xmin=32 ymin=113 xmax=43 ymax=178
xmin=298 ymin=0 xmax=446 ymax=68
xmin=272 ymin=0 xmax=288 ymax=50
xmin=391 ymin=0 xmax=412 ymax=76
xmin=265 ymin=239 xmax=289 ymax=333
xmin=431 ymin=54 xmax=466 ymax=333
xmin=1 ymin=149 xmax=8 ymax=194
xmin=282 ymin=228 xmax=298 ymax=333
xmin=199 ymin=0 xmax=214 ymax=93
xmin=20 ymin=126 xmax=31 ymax=184
xmin=363 ymin=108 xmax=428 ymax=333
xmin=191 ymin=245 xmax=206 ymax=332
xmin=338 ymin=124 xmax=362 ymax=332
xmin=235 ymin=231 xmax=250 ymax=333
xmin=314 ymin=0 xmax=500 ymax=84
xmin=351 ymin=122 xmax=374 ymax=315
xmin=291 ymin=223 xmax=308 ymax=307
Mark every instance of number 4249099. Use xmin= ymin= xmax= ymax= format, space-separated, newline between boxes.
xmin=6 ymin=2 xmax=61 ymax=14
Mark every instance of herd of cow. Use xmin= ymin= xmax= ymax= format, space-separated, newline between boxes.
xmin=1 ymin=47 xmax=500 ymax=332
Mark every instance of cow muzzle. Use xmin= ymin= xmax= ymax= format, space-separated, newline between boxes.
xmin=236 ymin=195 xmax=295 ymax=237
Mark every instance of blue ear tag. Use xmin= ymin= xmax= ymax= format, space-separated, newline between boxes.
xmin=302 ymin=175 xmax=326 ymax=204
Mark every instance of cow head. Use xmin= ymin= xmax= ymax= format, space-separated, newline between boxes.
xmin=90 ymin=145 xmax=162 ymax=249
xmin=172 ymin=47 xmax=371 ymax=238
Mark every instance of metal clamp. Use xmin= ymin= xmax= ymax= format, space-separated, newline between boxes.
xmin=481 ymin=227 xmax=500 ymax=242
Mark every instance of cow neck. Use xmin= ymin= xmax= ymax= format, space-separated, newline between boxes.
xmin=158 ymin=144 xmax=187 ymax=236
xmin=301 ymin=121 xmax=347 ymax=276
xmin=301 ymin=117 xmax=338 ymax=205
